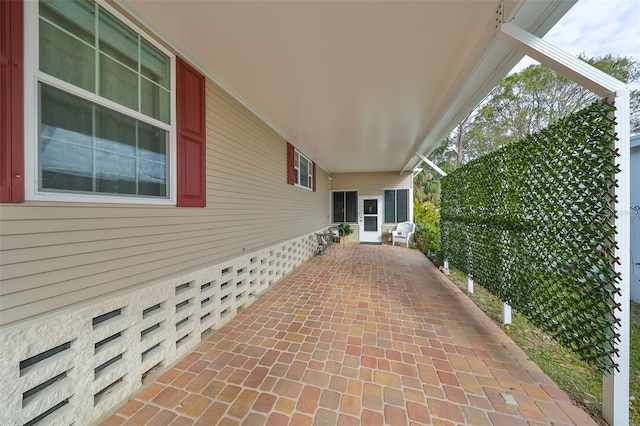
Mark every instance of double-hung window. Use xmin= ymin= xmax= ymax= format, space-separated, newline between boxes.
xmin=332 ymin=190 xmax=357 ymax=223
xmin=294 ymin=150 xmax=313 ymax=190
xmin=384 ymin=189 xmax=410 ymax=223
xmin=27 ymin=0 xmax=175 ymax=203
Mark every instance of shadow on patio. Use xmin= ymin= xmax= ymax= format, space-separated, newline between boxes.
xmin=100 ymin=244 xmax=596 ymax=425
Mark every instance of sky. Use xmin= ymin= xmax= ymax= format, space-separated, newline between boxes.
xmin=512 ymin=0 xmax=640 ymax=72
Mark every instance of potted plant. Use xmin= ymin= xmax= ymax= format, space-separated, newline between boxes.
xmin=413 ymin=201 xmax=440 ymax=258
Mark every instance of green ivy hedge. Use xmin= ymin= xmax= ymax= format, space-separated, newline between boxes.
xmin=441 ymin=100 xmax=620 ymax=372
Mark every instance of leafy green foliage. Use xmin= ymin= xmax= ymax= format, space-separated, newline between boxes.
xmin=413 ymin=170 xmax=441 ymax=207
xmin=413 ymin=201 xmax=440 ymax=252
xmin=448 ymin=270 xmax=606 ymax=423
xmin=339 ymin=222 xmax=353 ymax=236
xmin=430 ymin=55 xmax=639 ymax=168
xmin=478 ymin=55 xmax=639 ymax=141
xmin=440 ymin=100 xmax=621 ymax=372
xmin=630 ymin=304 xmax=640 ymax=423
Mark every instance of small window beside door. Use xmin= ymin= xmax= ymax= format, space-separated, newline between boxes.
xmin=384 ymin=189 xmax=409 ymax=223
xmin=332 ymin=190 xmax=357 ymax=223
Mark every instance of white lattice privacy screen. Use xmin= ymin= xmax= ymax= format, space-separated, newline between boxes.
xmin=0 ymin=232 xmax=318 ymax=425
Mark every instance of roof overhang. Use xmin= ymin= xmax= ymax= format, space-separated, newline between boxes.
xmin=116 ymin=0 xmax=576 ymax=174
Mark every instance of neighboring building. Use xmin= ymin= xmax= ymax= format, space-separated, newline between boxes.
xmin=0 ymin=0 xmax=631 ymax=424
xmin=631 ymin=134 xmax=640 ymax=301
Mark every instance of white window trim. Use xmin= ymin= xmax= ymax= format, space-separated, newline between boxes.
xmin=383 ymin=188 xmax=412 ymax=224
xmin=294 ymin=151 xmax=300 ymax=186
xmin=331 ymin=189 xmax=358 ymax=224
xmin=294 ymin=149 xmax=313 ymax=190
xmin=24 ymin=0 xmax=177 ymax=205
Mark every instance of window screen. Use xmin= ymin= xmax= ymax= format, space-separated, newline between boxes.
xmin=384 ymin=189 xmax=410 ymax=223
xmin=332 ymin=191 xmax=357 ymax=223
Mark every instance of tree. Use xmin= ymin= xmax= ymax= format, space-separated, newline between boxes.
xmin=413 ymin=169 xmax=438 ymax=205
xmin=413 ymin=200 xmax=440 ymax=252
xmin=454 ymin=112 xmax=471 ymax=165
xmin=415 ymin=55 xmax=639 ymax=217
xmin=427 ymin=136 xmax=458 ymax=171
xmin=434 ymin=55 xmax=640 ymax=166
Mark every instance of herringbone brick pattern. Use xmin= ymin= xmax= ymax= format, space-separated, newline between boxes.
xmin=100 ymin=244 xmax=596 ymax=425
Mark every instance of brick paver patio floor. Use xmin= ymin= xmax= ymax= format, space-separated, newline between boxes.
xmin=100 ymin=244 xmax=596 ymax=425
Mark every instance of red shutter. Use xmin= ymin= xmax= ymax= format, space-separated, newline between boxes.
xmin=312 ymin=162 xmax=316 ymax=192
xmin=176 ymin=57 xmax=206 ymax=207
xmin=0 ymin=0 xmax=24 ymax=203
xmin=287 ymin=142 xmax=295 ymax=185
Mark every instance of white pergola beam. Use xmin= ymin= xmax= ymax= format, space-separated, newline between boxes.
xmin=500 ymin=21 xmax=631 ymax=426
xmin=416 ymin=152 xmax=447 ymax=177
xmin=499 ymin=22 xmax=627 ymax=97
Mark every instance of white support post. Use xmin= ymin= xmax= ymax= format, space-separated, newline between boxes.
xmin=467 ymin=275 xmax=474 ymax=294
xmin=502 ymin=303 xmax=512 ymax=325
xmin=603 ymin=87 xmax=631 ymax=426
xmin=499 ymin=22 xmax=631 ymax=425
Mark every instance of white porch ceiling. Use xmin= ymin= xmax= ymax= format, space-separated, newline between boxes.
xmin=118 ymin=0 xmax=575 ymax=174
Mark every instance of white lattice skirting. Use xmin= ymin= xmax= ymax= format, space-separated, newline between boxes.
xmin=0 ymin=232 xmax=319 ymax=426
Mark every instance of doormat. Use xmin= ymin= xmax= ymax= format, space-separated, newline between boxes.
xmin=359 ymin=242 xmax=382 ymax=245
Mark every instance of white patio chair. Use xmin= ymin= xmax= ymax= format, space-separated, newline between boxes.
xmin=392 ymin=222 xmax=416 ymax=247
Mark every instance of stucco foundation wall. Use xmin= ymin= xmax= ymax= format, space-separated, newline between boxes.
xmin=0 ymin=77 xmax=329 ymax=326
xmin=0 ymin=233 xmax=318 ymax=425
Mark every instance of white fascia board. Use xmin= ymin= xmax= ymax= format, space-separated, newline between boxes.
xmin=401 ymin=37 xmax=521 ymax=174
xmin=403 ymin=1 xmax=576 ymax=174
xmin=499 ymin=22 xmax=627 ymax=97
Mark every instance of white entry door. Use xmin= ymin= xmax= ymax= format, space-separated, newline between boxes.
xmin=358 ymin=196 xmax=382 ymax=244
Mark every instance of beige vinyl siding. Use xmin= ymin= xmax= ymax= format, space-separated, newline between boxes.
xmin=0 ymin=78 xmax=329 ymax=326
xmin=328 ymin=172 xmax=413 ymax=243
xmin=330 ymin=172 xmax=412 ymax=195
